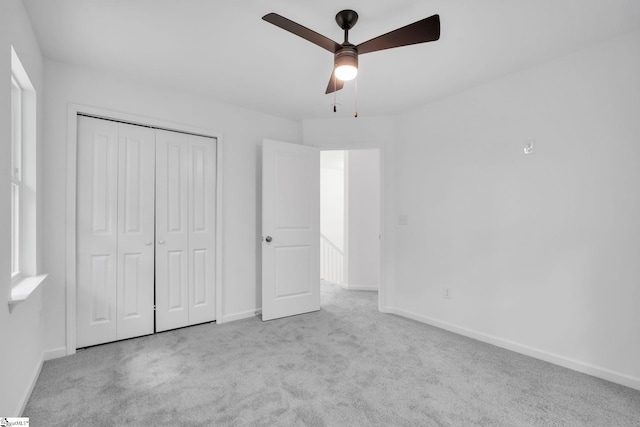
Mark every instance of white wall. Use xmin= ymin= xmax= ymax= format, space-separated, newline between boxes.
xmin=320 ymin=151 xmax=345 ymax=250
xmin=0 ymin=0 xmax=45 ymax=416
xmin=347 ymin=149 xmax=380 ymax=289
xmin=41 ymin=60 xmax=302 ymax=354
xmin=392 ymin=29 xmax=640 ymax=389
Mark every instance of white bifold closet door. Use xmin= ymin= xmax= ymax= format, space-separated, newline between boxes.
xmin=77 ymin=116 xmax=156 ymax=348
xmin=155 ymin=129 xmax=216 ymax=332
xmin=76 ymin=116 xmax=216 ymax=348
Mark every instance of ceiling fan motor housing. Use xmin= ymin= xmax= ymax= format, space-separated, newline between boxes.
xmin=334 ymin=46 xmax=358 ymax=71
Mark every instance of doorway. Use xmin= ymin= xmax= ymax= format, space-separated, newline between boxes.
xmin=320 ymin=149 xmax=380 ymax=291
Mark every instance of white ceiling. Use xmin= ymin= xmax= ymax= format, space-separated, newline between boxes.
xmin=23 ymin=0 xmax=640 ymax=121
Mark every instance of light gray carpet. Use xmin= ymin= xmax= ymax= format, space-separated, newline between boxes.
xmin=25 ymin=282 xmax=640 ymax=426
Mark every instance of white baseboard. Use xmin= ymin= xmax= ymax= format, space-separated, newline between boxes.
xmin=222 ymin=309 xmax=260 ymax=323
xmin=44 ymin=346 xmax=67 ymax=361
xmin=16 ymin=353 xmax=43 ymax=416
xmin=378 ymin=305 xmax=392 ymax=314
xmin=340 ymin=283 xmax=378 ymax=291
xmin=387 ymin=306 xmax=640 ymax=391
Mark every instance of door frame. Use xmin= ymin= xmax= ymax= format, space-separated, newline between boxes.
xmin=65 ymin=104 xmax=224 ymax=356
xmin=315 ymin=141 xmax=388 ymax=314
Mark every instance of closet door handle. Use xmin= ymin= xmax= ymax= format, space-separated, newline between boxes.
xmin=158 ymin=240 xmax=165 ymax=245
xmin=145 ymin=241 xmax=153 ymax=246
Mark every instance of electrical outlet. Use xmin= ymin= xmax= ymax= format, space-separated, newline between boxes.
xmin=442 ymin=287 xmax=452 ymax=299
xmin=398 ymin=214 xmax=409 ymax=226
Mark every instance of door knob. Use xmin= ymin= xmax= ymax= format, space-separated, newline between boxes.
xmin=265 ymin=236 xmax=273 ymax=243
xmin=145 ymin=241 xmax=152 ymax=246
xmin=158 ymin=240 xmax=165 ymax=245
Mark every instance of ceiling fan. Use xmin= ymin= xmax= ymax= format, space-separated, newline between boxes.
xmin=262 ymin=10 xmax=440 ymax=95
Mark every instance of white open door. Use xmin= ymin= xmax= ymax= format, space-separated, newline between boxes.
xmin=262 ymin=139 xmax=320 ymax=321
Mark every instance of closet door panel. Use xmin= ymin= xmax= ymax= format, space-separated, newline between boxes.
xmin=77 ymin=116 xmax=119 ymax=348
xmin=188 ymin=136 xmax=217 ymax=325
xmin=156 ymin=130 xmax=190 ymax=332
xmin=116 ymin=123 xmax=156 ymax=340
xmin=77 ymin=117 xmax=218 ymax=345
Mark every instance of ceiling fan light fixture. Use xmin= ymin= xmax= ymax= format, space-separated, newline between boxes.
xmin=335 ymin=64 xmax=358 ymax=81
xmin=334 ymin=48 xmax=358 ymax=81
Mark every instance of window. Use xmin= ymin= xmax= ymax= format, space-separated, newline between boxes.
xmin=8 ymin=45 xmax=46 ymax=307
xmin=11 ymin=74 xmax=23 ymax=281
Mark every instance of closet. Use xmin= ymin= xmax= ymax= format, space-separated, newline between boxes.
xmin=76 ymin=115 xmax=216 ymax=348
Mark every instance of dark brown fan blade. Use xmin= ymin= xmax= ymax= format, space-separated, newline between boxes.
xmin=356 ymin=14 xmax=440 ymax=55
xmin=263 ymin=13 xmax=341 ymax=53
xmin=325 ymin=71 xmax=344 ymax=94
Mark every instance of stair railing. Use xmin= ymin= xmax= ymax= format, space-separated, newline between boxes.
xmin=320 ymin=233 xmax=344 ymax=284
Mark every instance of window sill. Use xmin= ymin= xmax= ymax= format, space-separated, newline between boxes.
xmin=9 ymin=274 xmax=48 ymax=312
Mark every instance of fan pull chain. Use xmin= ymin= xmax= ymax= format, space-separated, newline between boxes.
xmin=333 ymin=71 xmax=337 ymax=113
xmin=354 ymin=75 xmax=358 ymax=118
